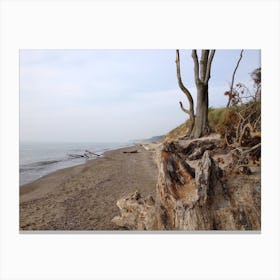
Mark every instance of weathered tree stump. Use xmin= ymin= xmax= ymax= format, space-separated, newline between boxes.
xmin=111 ymin=191 xmax=158 ymax=230
xmin=156 ymin=142 xmax=260 ymax=230
xmin=112 ymin=138 xmax=261 ymax=231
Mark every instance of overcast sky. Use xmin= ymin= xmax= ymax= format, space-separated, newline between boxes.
xmin=20 ymin=49 xmax=260 ymax=143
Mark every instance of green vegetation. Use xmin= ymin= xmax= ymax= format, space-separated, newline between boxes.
xmin=164 ymin=108 xmax=228 ymax=142
xmin=208 ymin=107 xmax=229 ymax=135
xmin=205 ymin=102 xmax=261 ymax=138
xmin=164 ymin=101 xmax=261 ymax=144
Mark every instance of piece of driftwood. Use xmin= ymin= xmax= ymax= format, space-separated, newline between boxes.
xmin=85 ymin=150 xmax=101 ymax=157
xmin=112 ymin=138 xmax=261 ymax=230
xmin=68 ymin=154 xmax=85 ymax=158
xmin=156 ymin=142 xmax=260 ymax=230
xmin=123 ymin=150 xmax=138 ymax=154
xmin=68 ymin=150 xmax=101 ymax=159
xmin=111 ymin=191 xmax=157 ymax=230
xmin=181 ymin=140 xmax=217 ymax=160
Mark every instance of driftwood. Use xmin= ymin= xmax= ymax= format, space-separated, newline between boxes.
xmin=68 ymin=154 xmax=84 ymax=158
xmin=112 ymin=139 xmax=261 ymax=230
xmin=156 ymin=142 xmax=260 ymax=230
xmin=156 ymin=146 xmax=224 ymax=230
xmin=111 ymin=191 xmax=157 ymax=230
xmin=181 ymin=140 xmax=217 ymax=160
xmin=68 ymin=150 xmax=101 ymax=159
xmin=123 ymin=150 xmax=138 ymax=154
xmin=85 ymin=150 xmax=101 ymax=157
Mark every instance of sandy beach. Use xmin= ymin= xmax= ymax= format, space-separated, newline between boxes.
xmin=20 ymin=145 xmax=158 ymax=231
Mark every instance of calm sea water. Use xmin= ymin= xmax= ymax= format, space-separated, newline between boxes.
xmin=19 ymin=142 xmax=130 ymax=186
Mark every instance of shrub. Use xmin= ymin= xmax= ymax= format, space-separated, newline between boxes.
xmin=208 ymin=107 xmax=229 ymax=135
xmin=209 ymin=101 xmax=261 ymax=144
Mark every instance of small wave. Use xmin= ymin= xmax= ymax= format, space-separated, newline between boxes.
xmin=20 ymin=166 xmax=45 ymax=172
xmin=68 ymin=153 xmax=86 ymax=159
xmin=20 ymin=159 xmax=61 ymax=172
xmin=36 ymin=160 xmax=61 ymax=166
xmin=20 ymin=149 xmax=106 ymax=175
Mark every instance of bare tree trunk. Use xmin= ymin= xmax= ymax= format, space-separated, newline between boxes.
xmin=191 ymin=84 xmax=210 ymax=138
xmin=175 ymin=49 xmax=215 ymax=139
xmin=190 ymin=50 xmax=214 ymax=138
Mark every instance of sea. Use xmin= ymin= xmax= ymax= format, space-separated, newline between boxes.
xmin=19 ymin=142 xmax=131 ymax=186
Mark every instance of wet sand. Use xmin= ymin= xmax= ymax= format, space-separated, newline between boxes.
xmin=20 ymin=145 xmax=158 ymax=231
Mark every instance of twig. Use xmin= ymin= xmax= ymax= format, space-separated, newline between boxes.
xmin=242 ymin=143 xmax=261 ymax=154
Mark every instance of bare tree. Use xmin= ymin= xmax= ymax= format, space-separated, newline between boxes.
xmin=225 ymin=50 xmax=244 ymax=107
xmin=176 ymin=49 xmax=215 ymax=138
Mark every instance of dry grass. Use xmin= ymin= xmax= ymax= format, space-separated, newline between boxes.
xmin=163 ymin=121 xmax=191 ymax=143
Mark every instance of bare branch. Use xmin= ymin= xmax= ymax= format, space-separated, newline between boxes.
xmin=253 ymin=114 xmax=261 ymax=130
xmin=227 ymin=50 xmax=244 ymax=107
xmin=231 ymin=50 xmax=244 ymax=91
xmin=175 ymin=50 xmax=194 ymax=118
xmin=179 ymin=101 xmax=191 ymax=115
xmin=238 ymin=123 xmax=261 ymax=146
xmin=204 ymin=50 xmax=215 ymax=83
xmin=191 ymin=50 xmax=200 ymax=85
xmin=242 ymin=143 xmax=261 ymax=154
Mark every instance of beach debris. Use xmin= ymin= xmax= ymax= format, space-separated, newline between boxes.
xmin=123 ymin=150 xmax=138 ymax=154
xmin=68 ymin=150 xmax=101 ymax=159
xmin=157 ymin=140 xmax=260 ymax=230
xmin=85 ymin=150 xmax=101 ymax=157
xmin=112 ymin=191 xmax=157 ymax=230
xmin=181 ymin=139 xmax=217 ymax=160
xmin=68 ymin=154 xmax=84 ymax=158
xmin=113 ymin=137 xmax=261 ymax=230
xmin=138 ymin=142 xmax=161 ymax=151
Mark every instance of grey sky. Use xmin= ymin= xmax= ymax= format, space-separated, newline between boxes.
xmin=20 ymin=49 xmax=260 ymax=142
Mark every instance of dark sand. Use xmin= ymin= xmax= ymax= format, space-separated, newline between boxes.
xmin=20 ymin=145 xmax=158 ymax=231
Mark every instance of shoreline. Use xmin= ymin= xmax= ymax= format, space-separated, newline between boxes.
xmin=20 ymin=145 xmax=132 ymax=191
xmin=19 ymin=143 xmax=135 ymax=187
xmin=20 ymin=145 xmax=158 ymax=230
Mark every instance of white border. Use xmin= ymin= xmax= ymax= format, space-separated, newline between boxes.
xmin=1 ymin=1 xmax=280 ymax=280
